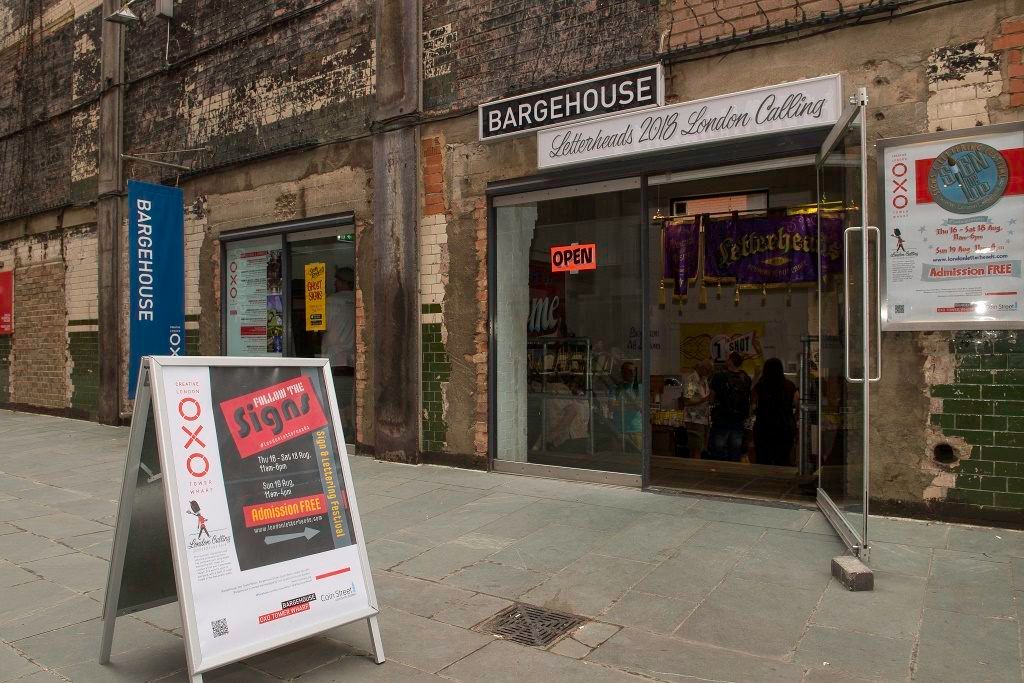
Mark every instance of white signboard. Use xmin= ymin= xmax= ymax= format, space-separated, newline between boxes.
xmin=537 ymin=74 xmax=843 ymax=169
xmin=100 ymin=357 xmax=383 ymax=681
xmin=880 ymin=123 xmax=1024 ymax=330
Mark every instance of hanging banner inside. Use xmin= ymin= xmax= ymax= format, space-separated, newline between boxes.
xmin=225 ymin=236 xmax=284 ymax=356
xmin=104 ymin=358 xmax=382 ymax=678
xmin=304 ymin=263 xmax=327 ymax=331
xmin=0 ymin=270 xmax=12 ymax=335
xmin=128 ymin=180 xmax=185 ymax=398
xmin=537 ymin=74 xmax=842 ymax=169
xmin=702 ymin=214 xmax=843 ymax=285
xmin=880 ymin=123 xmax=1024 ymax=329
xmin=662 ymin=220 xmax=699 ymax=296
xmin=662 ymin=215 xmax=843 ymax=291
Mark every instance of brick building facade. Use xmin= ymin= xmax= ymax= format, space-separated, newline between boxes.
xmin=1 ymin=0 xmax=1023 ymax=524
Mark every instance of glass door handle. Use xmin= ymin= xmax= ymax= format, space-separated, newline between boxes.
xmin=867 ymin=226 xmax=881 ymax=383
xmin=843 ymin=226 xmax=864 ymax=384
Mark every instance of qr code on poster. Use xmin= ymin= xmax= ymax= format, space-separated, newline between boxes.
xmin=894 ymin=304 xmax=905 ymax=315
xmin=211 ymin=618 xmax=228 ymax=638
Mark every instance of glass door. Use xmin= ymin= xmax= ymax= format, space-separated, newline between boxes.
xmin=816 ymin=87 xmax=879 ymax=558
xmin=288 ymin=229 xmax=357 ymax=443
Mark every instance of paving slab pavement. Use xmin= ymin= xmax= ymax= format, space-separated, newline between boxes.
xmin=1 ymin=409 xmax=1023 ymax=682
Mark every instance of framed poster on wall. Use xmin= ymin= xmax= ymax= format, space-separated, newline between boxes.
xmin=225 ymin=236 xmax=285 ymax=355
xmin=879 ymin=122 xmax=1024 ymax=330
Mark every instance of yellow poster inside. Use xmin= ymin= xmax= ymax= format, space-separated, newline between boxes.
xmin=680 ymin=321 xmax=765 ymax=377
xmin=304 ymin=262 xmax=326 ymax=331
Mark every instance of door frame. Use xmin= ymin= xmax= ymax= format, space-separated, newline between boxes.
xmin=814 ymin=87 xmax=879 ymax=560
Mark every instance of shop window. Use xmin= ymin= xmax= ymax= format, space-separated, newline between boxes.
xmin=494 ymin=183 xmax=644 ymax=476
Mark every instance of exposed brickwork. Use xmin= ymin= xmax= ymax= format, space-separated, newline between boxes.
xmin=926 ymin=41 xmax=1001 ymax=131
xmin=0 ymin=2 xmax=101 ymax=219
xmin=994 ymin=15 xmax=1024 ymax=108
xmin=422 ymin=0 xmax=659 ymax=114
xmin=421 ymin=135 xmax=450 ymax=451
xmin=64 ymin=225 xmax=98 ymax=415
xmin=1 ymin=1 xmax=373 ymax=222
xmin=930 ymin=332 xmax=1024 ymax=509
xmin=471 ymin=197 xmax=488 ymax=457
xmin=10 ymin=261 xmax=67 ymax=409
xmin=667 ymin=0 xmax=915 ymax=51
xmin=123 ymin=0 xmax=374 ymax=183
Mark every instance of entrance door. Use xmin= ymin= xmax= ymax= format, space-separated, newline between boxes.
xmin=287 ymin=229 xmax=357 ymax=443
xmin=815 ymin=87 xmax=880 ymax=559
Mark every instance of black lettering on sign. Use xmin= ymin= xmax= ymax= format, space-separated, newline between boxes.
xmin=550 ymin=244 xmax=598 ymax=273
xmin=480 ymin=65 xmax=662 ymax=140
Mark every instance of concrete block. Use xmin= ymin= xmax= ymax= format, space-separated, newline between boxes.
xmin=832 ymin=555 xmax=874 ymax=591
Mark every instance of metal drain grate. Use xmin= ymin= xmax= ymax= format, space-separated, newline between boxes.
xmin=475 ymin=603 xmax=587 ymax=647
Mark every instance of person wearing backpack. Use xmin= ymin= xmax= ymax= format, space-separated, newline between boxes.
xmin=706 ymin=351 xmax=752 ymax=461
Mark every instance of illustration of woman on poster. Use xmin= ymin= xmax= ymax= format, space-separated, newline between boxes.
xmin=892 ymin=228 xmax=907 ymax=254
xmin=186 ymin=500 xmax=211 ymax=539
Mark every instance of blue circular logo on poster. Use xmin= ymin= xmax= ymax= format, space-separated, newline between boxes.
xmin=928 ymin=142 xmax=1009 ymax=214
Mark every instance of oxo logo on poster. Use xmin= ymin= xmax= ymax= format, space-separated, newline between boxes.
xmin=219 ymin=377 xmax=328 ymax=458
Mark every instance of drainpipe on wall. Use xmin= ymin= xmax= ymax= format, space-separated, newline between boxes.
xmin=372 ymin=0 xmax=422 ymax=462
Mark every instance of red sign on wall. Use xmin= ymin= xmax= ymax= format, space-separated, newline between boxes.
xmin=0 ymin=271 xmax=11 ymax=335
xmin=550 ymin=243 xmax=597 ymax=272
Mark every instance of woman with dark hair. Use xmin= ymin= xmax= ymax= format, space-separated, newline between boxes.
xmin=752 ymin=358 xmax=799 ymax=467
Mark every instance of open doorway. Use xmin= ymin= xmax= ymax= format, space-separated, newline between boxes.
xmin=647 ymin=164 xmax=830 ymax=503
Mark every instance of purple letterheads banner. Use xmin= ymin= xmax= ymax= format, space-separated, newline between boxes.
xmin=703 ymin=214 xmax=842 ymax=285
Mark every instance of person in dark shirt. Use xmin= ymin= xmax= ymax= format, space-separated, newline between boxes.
xmin=752 ymin=357 xmax=799 ymax=466
xmin=707 ymin=351 xmax=751 ymax=461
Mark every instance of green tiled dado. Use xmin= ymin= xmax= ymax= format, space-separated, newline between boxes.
xmin=936 ymin=331 xmax=1024 ymax=510
xmin=421 ymin=321 xmax=449 ymax=452
xmin=69 ymin=330 xmax=99 ymax=416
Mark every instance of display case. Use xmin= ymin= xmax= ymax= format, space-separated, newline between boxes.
xmin=527 ymin=338 xmax=594 ymax=455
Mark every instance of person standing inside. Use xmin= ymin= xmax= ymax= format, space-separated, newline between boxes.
xmin=707 ymin=351 xmax=751 ymax=461
xmin=680 ymin=359 xmax=713 ymax=458
xmin=616 ymin=361 xmax=643 ymax=452
xmin=323 ymin=267 xmax=356 ymax=439
xmin=752 ymin=357 xmax=799 ymax=466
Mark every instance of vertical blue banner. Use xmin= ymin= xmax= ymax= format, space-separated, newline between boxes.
xmin=129 ymin=180 xmax=185 ymax=398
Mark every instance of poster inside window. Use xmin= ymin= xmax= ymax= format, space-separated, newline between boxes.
xmin=226 ymin=236 xmax=285 ymax=355
xmin=880 ymin=123 xmax=1024 ymax=329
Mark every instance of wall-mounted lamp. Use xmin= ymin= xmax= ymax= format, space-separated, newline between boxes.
xmin=104 ymin=0 xmax=173 ymax=24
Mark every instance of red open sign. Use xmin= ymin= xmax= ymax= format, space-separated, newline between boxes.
xmin=550 ymin=243 xmax=597 ymax=272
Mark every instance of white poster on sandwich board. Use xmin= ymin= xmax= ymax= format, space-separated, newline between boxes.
xmin=100 ymin=356 xmax=383 ymax=681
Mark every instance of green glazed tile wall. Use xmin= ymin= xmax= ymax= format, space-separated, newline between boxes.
xmin=421 ymin=304 xmax=448 ymax=451
xmin=935 ymin=331 xmax=1024 ymax=508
